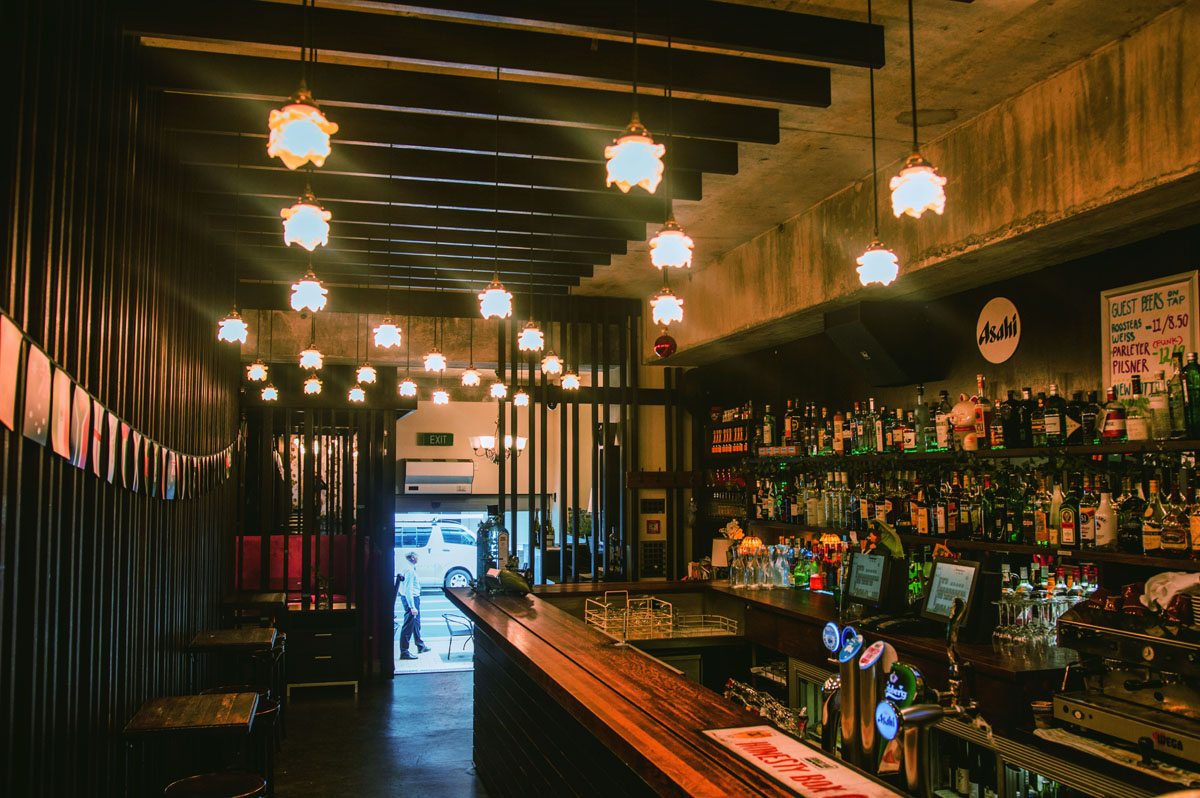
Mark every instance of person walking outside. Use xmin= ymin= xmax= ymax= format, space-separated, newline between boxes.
xmin=399 ymin=551 xmax=430 ymax=660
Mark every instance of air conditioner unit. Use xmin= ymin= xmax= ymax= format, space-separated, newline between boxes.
xmin=402 ymin=459 xmax=474 ymax=494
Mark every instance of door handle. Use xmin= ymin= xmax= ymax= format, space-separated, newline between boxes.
xmin=442 ymin=549 xmax=451 ymax=552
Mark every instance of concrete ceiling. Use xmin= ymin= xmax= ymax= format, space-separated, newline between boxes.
xmin=577 ymin=0 xmax=1188 ymax=302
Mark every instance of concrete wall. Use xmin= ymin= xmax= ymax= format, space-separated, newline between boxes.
xmin=665 ymin=0 xmax=1200 ymax=366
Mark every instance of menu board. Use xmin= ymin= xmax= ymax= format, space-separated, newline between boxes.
xmin=1102 ymin=271 xmax=1199 ymax=398
xmin=848 ymin=553 xmax=885 ymax=603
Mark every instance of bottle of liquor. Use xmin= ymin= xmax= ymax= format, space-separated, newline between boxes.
xmin=1162 ymin=470 xmax=1190 ymax=557
xmin=1189 ymin=482 xmax=1200 ymax=559
xmin=1044 ymin=384 xmax=1067 ymax=445
xmin=1101 ymin=387 xmax=1127 ymax=442
xmin=876 ymin=405 xmax=888 ymax=454
xmin=985 ymin=474 xmax=1005 ymax=542
xmin=1143 ymin=478 xmax=1165 ymax=555
xmin=1033 ymin=477 xmax=1051 ymax=545
xmin=974 ymin=374 xmax=993 ymax=449
xmin=1017 ymin=387 xmax=1036 ymax=447
xmin=1083 ymin=390 xmax=1102 ymax=444
xmin=762 ymin=404 xmax=776 ymax=447
xmin=1048 ymin=480 xmax=1064 ymax=546
xmin=935 ymin=390 xmax=953 ymax=451
xmin=1031 ymin=394 xmax=1048 ymax=447
xmin=1094 ymin=480 xmax=1117 ymax=550
xmin=988 ymin=401 xmax=1006 ymax=449
xmin=1148 ymin=371 xmax=1171 ymax=440
xmin=1117 ymin=476 xmax=1146 ymax=554
xmin=915 ymin=384 xmax=931 ymax=453
xmin=832 ymin=407 xmax=845 ymax=456
xmin=1125 ymin=375 xmax=1150 ymax=442
xmin=782 ymin=399 xmax=795 ymax=446
xmin=1185 ymin=353 xmax=1200 ymax=438
xmin=1065 ymin=391 xmax=1086 ymax=445
xmin=1168 ymin=352 xmax=1188 ymax=440
xmin=1057 ymin=477 xmax=1078 ymax=548
xmin=1078 ymin=475 xmax=1098 ymax=548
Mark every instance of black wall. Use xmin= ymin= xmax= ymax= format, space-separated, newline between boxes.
xmin=688 ymin=224 xmax=1200 ymax=415
xmin=0 ymin=3 xmax=239 ymax=796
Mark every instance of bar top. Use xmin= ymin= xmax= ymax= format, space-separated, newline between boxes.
xmin=447 ymin=586 xmax=907 ymax=798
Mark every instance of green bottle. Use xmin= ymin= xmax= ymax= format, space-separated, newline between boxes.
xmin=1184 ymin=353 xmax=1200 ymax=439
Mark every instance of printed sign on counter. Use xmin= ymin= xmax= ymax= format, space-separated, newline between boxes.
xmin=1102 ymin=271 xmax=1199 ymax=397
xmin=703 ymin=725 xmax=903 ymax=797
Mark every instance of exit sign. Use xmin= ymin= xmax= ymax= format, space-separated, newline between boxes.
xmin=417 ymin=432 xmax=454 ymax=446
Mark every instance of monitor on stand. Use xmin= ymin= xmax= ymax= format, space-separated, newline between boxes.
xmin=848 ymin=551 xmax=888 ymax=610
xmin=920 ymin=557 xmax=981 ymax=627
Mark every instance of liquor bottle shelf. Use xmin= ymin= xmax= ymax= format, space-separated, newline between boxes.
xmin=744 ymin=519 xmax=1200 ymax=572
xmin=742 ymin=438 xmax=1200 ymax=464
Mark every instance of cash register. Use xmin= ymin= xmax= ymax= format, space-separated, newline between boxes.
xmin=873 ymin=557 xmax=984 ymax=640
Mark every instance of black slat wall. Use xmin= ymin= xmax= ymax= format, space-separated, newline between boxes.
xmin=0 ymin=3 xmax=239 ymax=796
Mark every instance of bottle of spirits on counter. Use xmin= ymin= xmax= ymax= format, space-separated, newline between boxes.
xmin=1056 ymin=478 xmax=1076 ymax=547
xmin=1185 ymin=353 xmax=1200 ymax=438
xmin=1048 ymin=480 xmax=1064 ymax=546
xmin=1162 ymin=470 xmax=1190 ymax=557
xmin=1189 ymin=485 xmax=1200 ymax=559
xmin=1143 ymin=478 xmax=1165 ymax=556
xmin=1101 ymin=387 xmax=1128 ymax=442
xmin=1169 ymin=352 xmax=1188 ymax=439
xmin=1117 ymin=477 xmax=1146 ymax=554
xmin=1044 ymin=383 xmax=1067 ymax=445
xmin=1125 ymin=375 xmax=1150 ymax=442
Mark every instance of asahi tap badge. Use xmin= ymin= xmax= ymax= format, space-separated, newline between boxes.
xmin=976 ymin=296 xmax=1020 ymax=364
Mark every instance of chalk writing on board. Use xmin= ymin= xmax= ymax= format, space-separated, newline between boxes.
xmin=1102 ymin=272 xmax=1199 ymax=398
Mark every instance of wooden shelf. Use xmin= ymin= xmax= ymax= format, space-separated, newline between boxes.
xmin=743 ymin=520 xmax=1200 ymax=571
xmin=742 ymin=438 xmax=1200 ymax=465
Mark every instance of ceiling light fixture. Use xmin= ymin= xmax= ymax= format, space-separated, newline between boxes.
xmin=348 ymin=384 xmax=366 ymax=403
xmin=290 ymin=267 xmax=328 ymax=312
xmin=513 ymin=389 xmax=530 ymax=407
xmin=303 ymin=375 xmax=323 ymax=395
xmin=517 ymin=321 xmax=544 ymax=352
xmin=217 ymin=308 xmax=248 ymax=344
xmin=356 ymin=363 xmax=377 ymax=384
xmin=604 ymin=2 xmax=663 ymax=194
xmin=490 ymin=380 xmax=508 ymax=400
xmin=423 ymin=348 xmax=447 ymax=373
xmin=479 ymin=275 xmax=513 ymax=320
xmin=859 ymin=0 xmax=900 ymax=287
xmin=461 ymin=367 xmax=481 ymax=387
xmin=261 ymin=384 xmax=279 ymax=402
xmin=561 ymin=371 xmax=580 ymax=391
xmin=469 ymin=432 xmax=526 ymax=463
xmin=432 ymin=388 xmax=450 ymax=406
xmin=373 ymin=317 xmax=402 ymax=348
xmin=649 ymin=215 xmax=694 ymax=270
xmin=650 ymin=285 xmax=684 ymax=327
xmin=268 ymin=84 xmax=338 ymax=170
xmin=246 ymin=359 xmax=269 ymax=382
xmin=890 ymin=0 xmax=946 ymax=219
xmin=540 ymin=351 xmax=563 ymax=375
xmin=299 ymin=347 xmax=323 ymax=370
xmin=398 ymin=377 xmax=417 ymax=397
xmin=281 ymin=186 xmax=331 ymax=251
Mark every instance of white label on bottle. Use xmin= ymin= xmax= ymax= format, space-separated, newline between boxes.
xmin=1096 ymin=512 xmax=1116 ymax=548
xmin=903 ymin=430 xmax=916 ymax=450
xmin=1126 ymin=418 xmax=1149 ymax=441
xmin=936 ymin=414 xmax=949 ymax=448
xmin=1065 ymin=415 xmax=1082 ymax=439
xmin=1079 ymin=507 xmax=1096 ymax=542
xmin=1044 ymin=414 xmax=1062 ymax=435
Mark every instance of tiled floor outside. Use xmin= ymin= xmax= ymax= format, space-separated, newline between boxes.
xmin=394 ymin=589 xmax=474 ymax=675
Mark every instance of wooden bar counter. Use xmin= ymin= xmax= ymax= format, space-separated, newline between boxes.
xmin=446 ymin=586 xmax=907 ymax=798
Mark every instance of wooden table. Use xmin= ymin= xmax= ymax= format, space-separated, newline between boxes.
xmin=221 ymin=591 xmax=286 ymax=615
xmin=124 ymin=692 xmax=260 ymax=736
xmin=188 ymin=627 xmax=277 ymax=654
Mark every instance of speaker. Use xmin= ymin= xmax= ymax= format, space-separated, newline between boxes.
xmin=824 ymin=301 xmax=951 ymax=387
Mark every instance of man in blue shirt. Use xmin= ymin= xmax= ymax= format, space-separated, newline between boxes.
xmin=399 ymin=551 xmax=431 ymax=660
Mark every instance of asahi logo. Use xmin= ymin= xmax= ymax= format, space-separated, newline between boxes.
xmin=977 ymin=297 xmax=1021 ymax=364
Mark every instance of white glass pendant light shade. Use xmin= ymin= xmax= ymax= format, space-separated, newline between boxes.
xmin=423 ymin=348 xmax=447 ymax=373
xmin=299 ymin=347 xmax=324 ymax=370
xmin=517 ymin=322 xmax=544 ymax=352
xmin=890 ymin=153 xmax=947 ymax=219
xmin=398 ymin=377 xmax=418 ymax=397
xmin=267 ymin=84 xmax=339 ymax=170
xmin=513 ymin=389 xmax=529 ymax=407
xmin=281 ymin=189 xmax=332 ymax=251
xmin=461 ymin=367 xmax=481 ymax=387
xmin=217 ymin=309 xmax=249 ymax=344
xmin=604 ymin=114 xmax=665 ymax=194
xmin=540 ymin=351 xmax=562 ymax=375
xmin=246 ymin=360 xmax=269 ymax=382
xmin=504 ymin=434 xmax=527 ymax=452
xmin=261 ymin=384 xmax=279 ymax=401
xmin=855 ymin=240 xmax=900 ymax=287
xmin=290 ymin=269 xmax=328 ymax=312
xmin=650 ymin=286 xmax=684 ymax=327
xmin=649 ymin=217 xmax=694 ymax=270
xmin=303 ymin=376 xmax=323 ymax=395
xmin=489 ymin=381 xmax=508 ymax=399
xmin=478 ymin=277 xmax=513 ymax=319
xmin=372 ymin=317 xmax=402 ymax=348
xmin=356 ymin=363 xmax=377 ymax=384
xmin=348 ymin=384 xmax=366 ymax=403
xmin=561 ymin=371 xmax=580 ymax=391
xmin=432 ymin=389 xmax=450 ymax=406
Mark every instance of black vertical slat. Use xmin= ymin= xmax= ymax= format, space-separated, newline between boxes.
xmin=618 ymin=314 xmax=628 ymax=582
xmin=259 ymin=406 xmax=272 ymax=590
xmin=302 ymin=410 xmax=315 ymax=609
xmin=664 ymin=368 xmax=676 ymax=580
xmin=629 ymin=318 xmax=641 ymax=580
xmin=599 ymin=307 xmax=609 ymax=580
xmin=558 ymin=296 xmax=567 ymax=585
xmin=570 ymin=300 xmax=580 ymax=583
xmin=674 ymin=368 xmax=686 ymax=576
xmin=539 ymin=345 xmax=548 ymax=585
xmin=496 ymin=319 xmax=506 ymax=527
xmin=509 ymin=314 xmax=518 ymax=558
xmin=527 ymin=345 xmax=535 ymax=573
xmin=589 ymin=311 xmax=599 ymax=583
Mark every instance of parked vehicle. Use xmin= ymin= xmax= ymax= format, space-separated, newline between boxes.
xmin=395 ymin=521 xmax=476 ymax=588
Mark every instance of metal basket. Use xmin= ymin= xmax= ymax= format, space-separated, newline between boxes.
xmin=584 ymin=592 xmax=738 ymax=640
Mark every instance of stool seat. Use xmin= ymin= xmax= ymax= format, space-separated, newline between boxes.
xmin=163 ymin=772 xmax=266 ymax=797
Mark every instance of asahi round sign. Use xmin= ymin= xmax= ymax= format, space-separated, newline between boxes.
xmin=976 ymin=297 xmax=1021 ymax=364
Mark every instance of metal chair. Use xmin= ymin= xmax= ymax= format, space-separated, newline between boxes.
xmin=442 ymin=613 xmax=474 ymax=659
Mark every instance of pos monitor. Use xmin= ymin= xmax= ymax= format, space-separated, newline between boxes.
xmin=847 ymin=551 xmax=888 ymax=608
xmin=920 ymin=557 xmax=981 ymax=624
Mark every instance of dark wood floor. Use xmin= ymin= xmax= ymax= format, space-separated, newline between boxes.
xmin=276 ymin=672 xmax=487 ymax=797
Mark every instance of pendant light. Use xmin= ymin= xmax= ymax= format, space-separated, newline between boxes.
xmin=281 ymin=186 xmax=331 ymax=251
xmin=857 ymin=0 xmax=901 ymax=287
xmin=561 ymin=372 xmax=580 ymax=391
xmin=261 ymin=384 xmax=279 ymax=402
xmin=890 ymin=0 xmax=947 ymax=219
xmin=267 ymin=0 xmax=338 ymax=170
xmin=290 ymin=265 xmax=328 ymax=312
xmin=219 ymin=134 xmax=249 ymax=344
xmin=514 ymin=387 xmax=530 ymax=408
xmin=218 ymin=309 xmax=248 ymax=344
xmin=374 ymin=169 xmax=403 ymax=347
xmin=260 ymin=313 xmax=278 ymax=400
xmin=355 ymin=313 xmax=376 ymax=384
xmin=246 ymin=360 xmax=268 ymax=381
xmin=423 ymin=348 xmax=446 ymax=372
xmin=479 ymin=277 xmax=512 ymax=320
xmin=561 ymin=291 xmax=580 ymax=390
xmin=604 ymin=0 xmax=664 ymax=194
xmin=480 ymin=71 xmax=513 ymax=320
xmin=490 ymin=378 xmax=508 ymax=399
xmin=462 ymin=320 xmax=481 ymax=387
xmin=647 ymin=20 xmax=692 ymax=269
xmin=432 ymin=388 xmax=450 ymax=406
xmin=398 ymin=311 xmax=417 ymax=397
xmin=348 ymin=384 xmax=366 ymax=403
xmin=541 ymin=351 xmax=562 ymax=375
xmin=650 ymin=282 xmax=684 ymax=327
xmin=517 ymin=253 xmax=543 ymax=352
xmin=398 ymin=376 xmax=418 ymax=397
xmin=303 ymin=375 xmax=323 ymax=395
xmin=299 ymin=315 xmax=323 ymax=369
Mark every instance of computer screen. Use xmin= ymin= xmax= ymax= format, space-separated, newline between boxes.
xmin=848 ymin=552 xmax=886 ymax=604
xmin=921 ymin=557 xmax=980 ymax=623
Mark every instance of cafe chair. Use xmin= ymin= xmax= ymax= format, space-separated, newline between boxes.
xmin=247 ymin=698 xmax=281 ymax=797
xmin=162 ymin=772 xmax=266 ymax=798
xmin=442 ymin=613 xmax=475 ymax=659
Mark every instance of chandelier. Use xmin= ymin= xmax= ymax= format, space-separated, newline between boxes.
xmin=561 ymin=371 xmax=580 ymax=391
xmin=461 ymin=366 xmax=481 ymax=387
xmin=650 ymin=286 xmax=684 ymax=327
xmin=423 ymin=348 xmax=447 ymax=372
xmin=303 ymin=375 xmax=323 ymax=395
xmin=479 ymin=276 xmax=513 ymax=320
xmin=348 ymin=384 xmax=366 ymax=403
xmin=299 ymin=347 xmax=323 ymax=370
xmin=432 ymin=388 xmax=450 ymax=406
xmin=856 ymin=240 xmax=900 ymax=287
xmin=217 ymin=308 xmax=248 ymax=344
xmin=373 ymin=317 xmax=402 ymax=348
xmin=398 ymin=376 xmax=418 ymax=397
xmin=281 ymin=187 xmax=331 ymax=251
xmin=489 ymin=380 xmax=508 ymax=400
xmin=261 ymin=384 xmax=279 ymax=402
xmin=246 ymin=360 xmax=269 ymax=382
xmin=290 ymin=268 xmax=328 ymax=312
xmin=267 ymin=82 xmax=339 ymax=170
xmin=469 ymin=433 xmax=527 ymax=463
xmin=540 ymin=351 xmax=562 ymax=375
xmin=356 ymin=363 xmax=377 ymax=384
xmin=649 ymin=216 xmax=694 ymax=269
xmin=517 ymin=321 xmax=544 ymax=352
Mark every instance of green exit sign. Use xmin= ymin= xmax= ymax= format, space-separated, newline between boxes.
xmin=417 ymin=432 xmax=454 ymax=446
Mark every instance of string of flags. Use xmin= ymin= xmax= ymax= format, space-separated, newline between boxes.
xmin=0 ymin=312 xmax=237 ymax=500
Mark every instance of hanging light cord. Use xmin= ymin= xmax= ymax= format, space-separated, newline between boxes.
xmin=663 ymin=2 xmax=674 ymax=217
xmin=869 ymin=0 xmax=880 ymax=237
xmin=631 ymin=0 xmax=640 ymax=114
xmin=491 ymin=66 xmax=501 ymax=282
xmin=233 ymin=131 xmax=241 ymax=307
xmin=907 ymin=0 xmax=919 ymax=153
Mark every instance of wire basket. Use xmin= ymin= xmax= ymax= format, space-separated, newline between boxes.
xmin=674 ymin=614 xmax=740 ymax=637
xmin=584 ymin=592 xmax=738 ymax=640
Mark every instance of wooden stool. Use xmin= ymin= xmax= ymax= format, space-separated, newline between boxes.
xmin=247 ymin=698 xmax=281 ymax=797
xmin=162 ymin=772 xmax=266 ymax=797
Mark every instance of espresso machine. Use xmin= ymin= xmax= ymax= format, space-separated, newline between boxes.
xmin=1055 ymin=601 xmax=1200 ymax=768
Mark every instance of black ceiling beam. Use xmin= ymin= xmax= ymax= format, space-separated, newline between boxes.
xmin=209 ymin=215 xmax=628 ymax=256
xmin=237 ymin=282 xmax=640 ymax=318
xmin=138 ymin=47 xmax=779 ymax=144
xmin=375 ymin=0 xmax=885 ymax=68
xmin=173 ymin=131 xmax=703 ymax=201
xmin=240 ymin=246 xmax=595 ymax=279
xmin=161 ymin=94 xmax=738 ymax=175
xmin=230 ymin=232 xmax=608 ymax=267
xmin=198 ymin=195 xmax=645 ymax=240
xmin=192 ymin=166 xmax=670 ymax=224
xmin=125 ymin=0 xmax=831 ymax=107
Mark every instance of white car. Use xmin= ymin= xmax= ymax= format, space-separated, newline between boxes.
xmin=395 ymin=521 xmax=477 ymax=589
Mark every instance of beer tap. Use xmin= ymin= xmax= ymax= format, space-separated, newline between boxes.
xmin=897 ymin=598 xmax=979 ymax=729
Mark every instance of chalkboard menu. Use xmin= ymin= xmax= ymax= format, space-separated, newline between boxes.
xmin=1101 ymin=271 xmax=1199 ymax=398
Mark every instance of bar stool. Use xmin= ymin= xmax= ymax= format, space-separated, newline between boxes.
xmin=247 ymin=698 xmax=280 ymax=797
xmin=162 ymin=772 xmax=266 ymax=797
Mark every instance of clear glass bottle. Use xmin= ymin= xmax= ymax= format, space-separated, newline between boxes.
xmin=1101 ymin=387 xmax=1128 ymax=442
xmin=915 ymin=384 xmax=930 ymax=453
xmin=1044 ymin=383 xmax=1067 ymax=445
xmin=1162 ymin=470 xmax=1190 ymax=557
xmin=1148 ymin=371 xmax=1171 ymax=440
xmin=935 ymin=390 xmax=953 ymax=451
xmin=1125 ymin=375 xmax=1150 ymax=442
xmin=1031 ymin=394 xmax=1048 ymax=447
xmin=1168 ymin=352 xmax=1189 ymax=439
xmin=1142 ymin=478 xmax=1165 ymax=556
xmin=974 ymin=374 xmax=993 ymax=448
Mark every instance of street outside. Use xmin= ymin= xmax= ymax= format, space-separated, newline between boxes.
xmin=394 ymin=588 xmax=473 ymax=675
